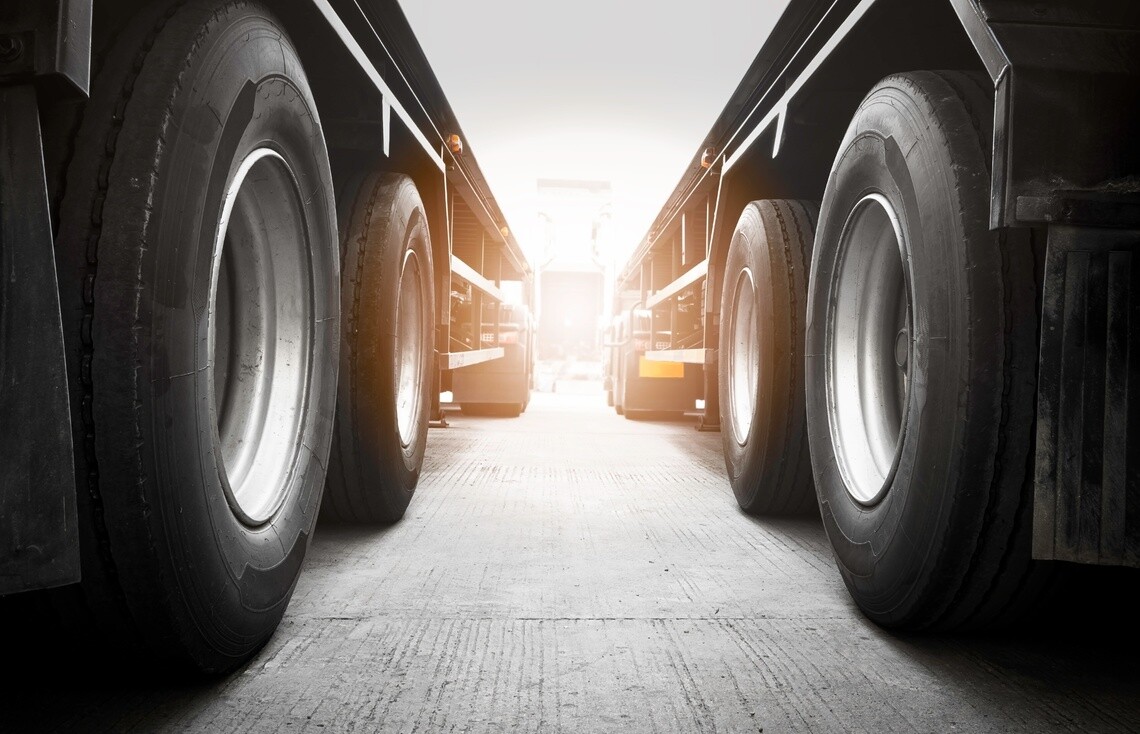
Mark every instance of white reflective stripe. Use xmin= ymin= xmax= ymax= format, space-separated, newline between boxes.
xmin=308 ymin=0 xmax=444 ymax=172
xmin=382 ymin=96 xmax=391 ymax=157
xmin=445 ymin=348 xmax=505 ymax=370
xmin=645 ymin=348 xmax=716 ymax=365
xmin=451 ymin=255 xmax=507 ymax=303
xmin=646 ymin=260 xmax=708 ymax=310
xmin=724 ymin=0 xmax=879 ymax=173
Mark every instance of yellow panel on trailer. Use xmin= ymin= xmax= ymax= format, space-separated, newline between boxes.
xmin=639 ymin=357 xmax=684 ymax=379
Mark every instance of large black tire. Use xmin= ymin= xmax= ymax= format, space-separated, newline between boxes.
xmin=323 ymin=173 xmax=435 ymax=524
xmin=718 ymin=200 xmax=817 ymax=515
xmin=612 ymin=356 xmax=625 ymax=415
xmin=805 ymin=71 xmax=1046 ymax=630
xmin=619 ymin=350 xmax=639 ymax=413
xmin=53 ymin=0 xmax=338 ymax=672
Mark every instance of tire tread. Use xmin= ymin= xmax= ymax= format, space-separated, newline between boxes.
xmin=922 ymin=71 xmax=1047 ymax=630
xmin=322 ymin=172 xmax=430 ymax=524
xmin=721 ymin=199 xmax=817 ymax=516
xmin=55 ymin=0 xmax=205 ymax=659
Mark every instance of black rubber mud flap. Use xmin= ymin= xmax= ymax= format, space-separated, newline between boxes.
xmin=0 ymin=86 xmax=80 ymax=596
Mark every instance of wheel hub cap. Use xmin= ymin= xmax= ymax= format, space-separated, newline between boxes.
xmin=825 ymin=193 xmax=911 ymax=505
xmin=394 ymin=250 xmax=425 ymax=448
xmin=210 ymin=148 xmax=313 ymax=525
xmin=727 ymin=268 xmax=759 ymax=446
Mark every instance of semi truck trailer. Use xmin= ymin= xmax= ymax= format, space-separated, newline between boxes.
xmin=606 ymin=306 xmax=704 ymax=419
xmin=616 ymin=0 xmax=1138 ymax=628
xmin=0 ymin=0 xmax=529 ymax=672
xmin=451 ymin=301 xmax=534 ymax=417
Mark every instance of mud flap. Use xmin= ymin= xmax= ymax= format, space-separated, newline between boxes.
xmin=0 ymin=86 xmax=79 ymax=594
xmin=1034 ymin=221 xmax=1140 ymax=567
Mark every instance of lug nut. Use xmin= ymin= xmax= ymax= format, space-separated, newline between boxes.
xmin=894 ymin=328 xmax=909 ymax=369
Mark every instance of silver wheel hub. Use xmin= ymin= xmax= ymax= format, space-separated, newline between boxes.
xmin=727 ymin=268 xmax=759 ymax=446
xmin=394 ymin=250 xmax=425 ymax=448
xmin=209 ymin=148 xmax=313 ymax=525
xmin=825 ymin=193 xmax=911 ymax=505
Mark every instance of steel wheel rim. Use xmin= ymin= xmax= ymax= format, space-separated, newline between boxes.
xmin=825 ymin=193 xmax=911 ymax=505
xmin=394 ymin=249 xmax=425 ymax=448
xmin=727 ymin=268 xmax=759 ymax=446
xmin=209 ymin=148 xmax=313 ymax=525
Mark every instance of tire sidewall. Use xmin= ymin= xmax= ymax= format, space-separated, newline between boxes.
xmin=348 ymin=175 xmax=434 ymax=498
xmin=103 ymin=6 xmax=337 ymax=663
xmin=719 ymin=203 xmax=780 ymax=508
xmin=385 ymin=193 xmax=434 ymax=481
xmin=806 ymin=83 xmax=986 ymax=623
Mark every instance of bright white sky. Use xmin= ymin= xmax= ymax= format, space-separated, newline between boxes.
xmin=398 ymin=0 xmax=788 ymax=268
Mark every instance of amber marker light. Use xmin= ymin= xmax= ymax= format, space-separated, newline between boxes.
xmin=447 ymin=133 xmax=463 ymax=155
xmin=701 ymin=146 xmax=716 ymax=169
xmin=499 ymin=225 xmax=510 ymax=238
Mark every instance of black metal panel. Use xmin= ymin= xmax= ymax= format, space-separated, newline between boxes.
xmin=0 ymin=85 xmax=79 ymax=595
xmin=0 ymin=0 xmax=91 ymax=97
xmin=980 ymin=1 xmax=1140 ymax=227
xmin=1034 ymin=224 xmax=1140 ymax=567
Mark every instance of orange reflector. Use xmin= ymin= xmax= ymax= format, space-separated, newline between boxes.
xmin=639 ymin=357 xmax=684 ymax=379
xmin=701 ymin=146 xmax=716 ymax=169
xmin=447 ymin=134 xmax=463 ymax=155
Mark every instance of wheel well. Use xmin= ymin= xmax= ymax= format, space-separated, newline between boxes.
xmin=267 ymin=2 xmax=451 ymax=319
xmin=707 ymin=0 xmax=990 ymax=299
xmin=754 ymin=0 xmax=986 ymax=203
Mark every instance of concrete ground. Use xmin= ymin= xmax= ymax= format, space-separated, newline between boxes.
xmin=6 ymin=391 xmax=1140 ymax=732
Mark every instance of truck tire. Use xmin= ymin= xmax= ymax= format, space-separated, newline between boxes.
xmin=53 ymin=0 xmax=338 ymax=672
xmin=619 ymin=351 xmax=639 ymax=415
xmin=718 ymin=200 xmax=817 ymax=515
xmin=805 ymin=71 xmax=1046 ymax=629
xmin=323 ymin=173 xmax=435 ymax=524
xmin=612 ymin=366 xmax=623 ymax=413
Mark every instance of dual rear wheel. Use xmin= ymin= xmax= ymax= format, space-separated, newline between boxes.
xmin=55 ymin=0 xmax=338 ymax=672
xmin=721 ymin=71 xmax=1045 ymax=628
xmin=718 ymin=200 xmax=816 ymax=515
xmin=51 ymin=0 xmax=433 ymax=672
xmin=322 ymin=173 xmax=435 ymax=524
